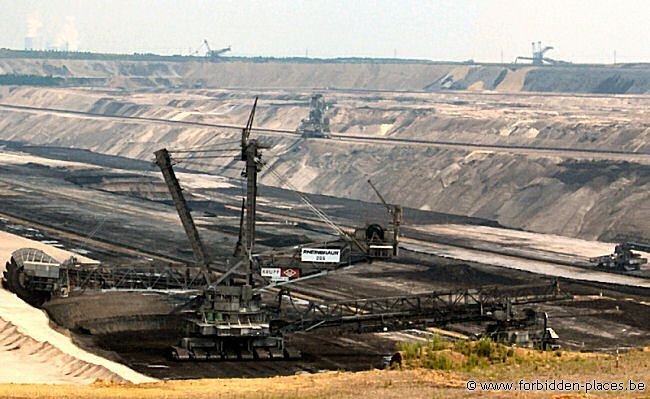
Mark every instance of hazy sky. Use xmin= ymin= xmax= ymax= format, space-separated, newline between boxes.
xmin=1 ymin=0 xmax=649 ymax=63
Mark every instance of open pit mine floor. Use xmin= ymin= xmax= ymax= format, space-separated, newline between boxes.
xmin=0 ymin=147 xmax=647 ymax=381
xmin=0 ymin=85 xmax=649 ymax=247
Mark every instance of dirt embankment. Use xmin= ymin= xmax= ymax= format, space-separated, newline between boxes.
xmin=268 ymin=143 xmax=650 ymax=242
xmin=5 ymin=58 xmax=650 ymax=93
xmin=0 ymin=317 xmax=124 ymax=384
xmin=0 ymin=87 xmax=647 ymax=242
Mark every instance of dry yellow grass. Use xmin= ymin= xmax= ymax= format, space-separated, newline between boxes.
xmin=0 ymin=370 xmax=463 ymax=399
xmin=0 ymin=349 xmax=648 ymax=399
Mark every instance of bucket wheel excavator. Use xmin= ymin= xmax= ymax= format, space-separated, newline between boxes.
xmin=589 ymin=242 xmax=649 ymax=272
xmin=153 ymin=98 xmax=569 ymax=360
xmin=515 ymin=42 xmax=569 ymax=65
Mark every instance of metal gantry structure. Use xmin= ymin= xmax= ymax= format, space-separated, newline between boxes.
xmin=281 ymin=283 xmax=567 ymax=334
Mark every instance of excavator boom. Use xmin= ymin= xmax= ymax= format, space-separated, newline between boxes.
xmin=154 ymin=148 xmax=211 ymax=278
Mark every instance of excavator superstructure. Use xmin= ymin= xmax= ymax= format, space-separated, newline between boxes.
xmin=154 ymin=98 xmax=287 ymax=360
xmin=515 ymin=41 xmax=569 ymax=65
xmin=297 ymin=94 xmax=331 ymax=138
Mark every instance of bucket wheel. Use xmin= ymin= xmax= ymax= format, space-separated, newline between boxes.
xmin=2 ymin=258 xmax=49 ymax=307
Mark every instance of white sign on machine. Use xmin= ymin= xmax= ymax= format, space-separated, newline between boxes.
xmin=301 ymin=248 xmax=341 ymax=263
xmin=261 ymin=267 xmax=282 ymax=280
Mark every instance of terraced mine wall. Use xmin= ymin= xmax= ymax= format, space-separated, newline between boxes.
xmin=4 ymin=57 xmax=650 ymax=93
xmin=0 ymin=86 xmax=647 ymax=242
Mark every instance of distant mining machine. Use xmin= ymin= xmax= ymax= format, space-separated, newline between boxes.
xmin=193 ymin=39 xmax=231 ymax=60
xmin=515 ymin=41 xmax=569 ymax=65
xmin=589 ymin=242 xmax=649 ymax=272
xmin=297 ymin=94 xmax=331 ymax=138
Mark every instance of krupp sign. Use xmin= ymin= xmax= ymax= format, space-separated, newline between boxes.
xmin=301 ymin=248 xmax=341 ymax=263
xmin=261 ymin=268 xmax=281 ymax=279
xmin=261 ymin=267 xmax=301 ymax=282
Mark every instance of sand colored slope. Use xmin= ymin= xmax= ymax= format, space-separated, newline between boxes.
xmin=0 ymin=86 xmax=649 ymax=242
xmin=0 ymin=230 xmax=155 ymax=384
xmin=0 ymin=317 xmax=122 ymax=384
xmin=495 ymin=67 xmax=532 ymax=92
xmin=4 ymin=58 xmax=650 ymax=94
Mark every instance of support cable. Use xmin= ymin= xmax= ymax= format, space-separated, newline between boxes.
xmin=266 ymin=168 xmax=363 ymax=251
xmin=170 ymin=148 xmax=240 ymax=154
xmin=172 ymin=155 xmax=239 ymax=160
xmin=171 ymin=140 xmax=241 ymax=152
xmin=174 ymin=159 xmax=242 ymax=171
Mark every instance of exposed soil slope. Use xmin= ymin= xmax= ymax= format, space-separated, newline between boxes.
xmin=0 ymin=87 xmax=646 ymax=242
xmin=4 ymin=58 xmax=650 ymax=93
